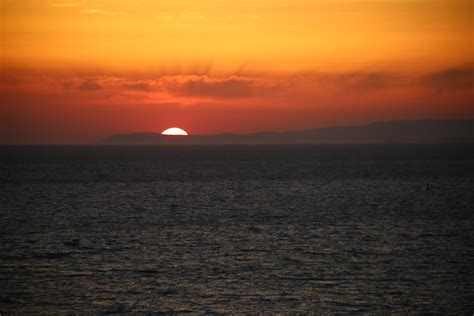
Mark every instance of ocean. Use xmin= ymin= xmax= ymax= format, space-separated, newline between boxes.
xmin=1 ymin=144 xmax=473 ymax=313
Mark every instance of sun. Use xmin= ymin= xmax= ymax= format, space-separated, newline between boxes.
xmin=161 ymin=127 xmax=189 ymax=136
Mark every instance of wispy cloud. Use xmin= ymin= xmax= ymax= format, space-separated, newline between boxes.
xmin=154 ymin=11 xmax=204 ymax=21
xmin=50 ymin=0 xmax=86 ymax=8
xmin=246 ymin=14 xmax=260 ymax=20
xmin=3 ymin=66 xmax=472 ymax=102
xmin=323 ymin=72 xmax=394 ymax=91
xmin=161 ymin=76 xmax=255 ymax=98
xmin=420 ymin=67 xmax=474 ymax=91
xmin=80 ymin=9 xmax=127 ymax=15
xmin=122 ymin=82 xmax=151 ymax=92
xmin=79 ymin=79 xmax=102 ymax=91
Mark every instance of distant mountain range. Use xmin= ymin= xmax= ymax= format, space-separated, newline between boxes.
xmin=102 ymin=119 xmax=474 ymax=144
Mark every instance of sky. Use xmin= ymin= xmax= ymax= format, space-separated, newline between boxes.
xmin=0 ymin=0 xmax=473 ymax=143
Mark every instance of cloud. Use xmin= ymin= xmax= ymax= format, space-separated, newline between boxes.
xmin=80 ymin=9 xmax=127 ymax=15
xmin=50 ymin=0 xmax=86 ymax=7
xmin=122 ymin=82 xmax=151 ymax=92
xmin=284 ymin=71 xmax=395 ymax=94
xmin=246 ymin=14 xmax=260 ymax=19
xmin=180 ymin=11 xmax=204 ymax=20
xmin=79 ymin=79 xmax=102 ymax=91
xmin=154 ymin=11 xmax=204 ymax=21
xmin=287 ymin=67 xmax=471 ymax=94
xmin=329 ymin=72 xmax=392 ymax=91
xmin=161 ymin=76 xmax=255 ymax=98
xmin=420 ymin=67 xmax=473 ymax=91
xmin=4 ymin=66 xmax=472 ymax=103
xmin=0 ymin=74 xmax=21 ymax=87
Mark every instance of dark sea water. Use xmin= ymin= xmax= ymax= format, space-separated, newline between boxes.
xmin=1 ymin=144 xmax=473 ymax=314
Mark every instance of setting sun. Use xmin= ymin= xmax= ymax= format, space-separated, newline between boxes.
xmin=161 ymin=127 xmax=189 ymax=136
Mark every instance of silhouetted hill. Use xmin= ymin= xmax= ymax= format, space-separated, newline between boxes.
xmin=102 ymin=119 xmax=474 ymax=144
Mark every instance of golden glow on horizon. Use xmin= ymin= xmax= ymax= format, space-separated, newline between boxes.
xmin=161 ymin=127 xmax=189 ymax=136
xmin=0 ymin=0 xmax=473 ymax=144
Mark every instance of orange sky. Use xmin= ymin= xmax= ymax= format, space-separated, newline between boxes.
xmin=1 ymin=0 xmax=473 ymax=143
